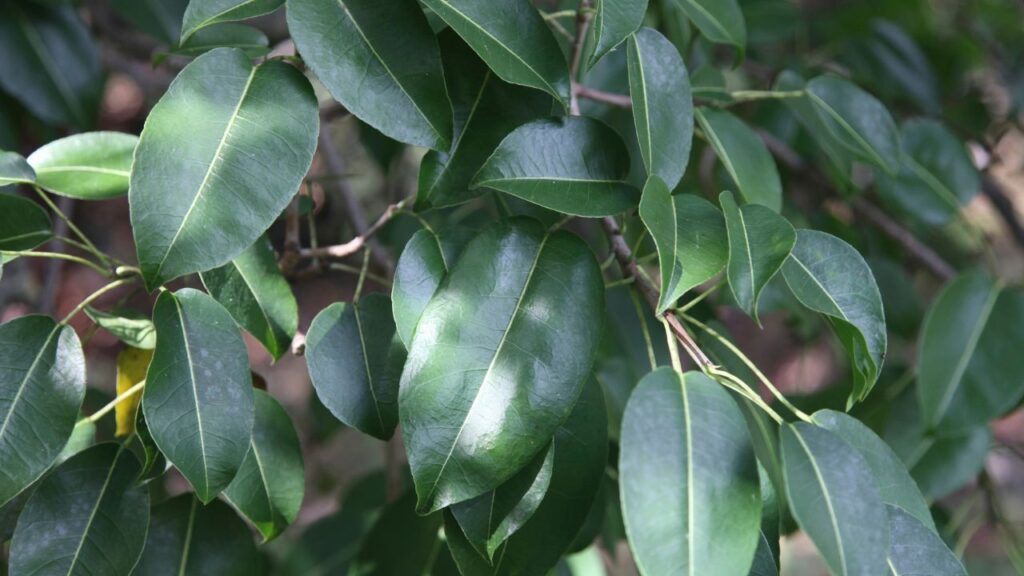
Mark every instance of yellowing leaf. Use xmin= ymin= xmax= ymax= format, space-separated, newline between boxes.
xmin=115 ymin=347 xmax=152 ymax=437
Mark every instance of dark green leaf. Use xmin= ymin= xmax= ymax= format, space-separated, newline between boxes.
xmin=474 ymin=117 xmax=639 ymax=217
xmin=885 ymin=505 xmax=965 ymax=576
xmin=27 ymin=132 xmax=138 ymax=200
xmin=349 ymin=489 xmax=442 ymax=576
xmin=200 ymin=235 xmax=298 ymax=361
xmin=110 ymin=0 xmax=189 ymax=44
xmin=627 ymin=28 xmax=693 ymax=189
xmin=130 ymin=48 xmax=318 ymax=290
xmin=181 ymin=0 xmax=283 ymax=41
xmin=671 ymin=0 xmax=746 ymax=55
xmin=782 ymin=230 xmax=886 ymax=404
xmin=85 ymin=307 xmax=157 ymax=350
xmin=287 ymin=0 xmax=453 ymax=149
xmin=400 ymin=219 xmax=604 ymax=513
xmin=167 ymin=23 xmax=270 ymax=60
xmin=734 ymin=397 xmax=786 ymax=523
xmin=696 ymin=108 xmax=782 ymax=212
xmin=10 ymin=444 xmax=149 ymax=576
xmin=590 ymin=0 xmax=649 ymax=68
xmin=805 ymin=75 xmax=901 ymax=175
xmin=143 ymin=288 xmax=255 ymax=502
xmin=0 ymin=194 xmax=51 ymax=251
xmin=774 ymin=71 xmax=855 ymax=182
xmin=620 ymin=369 xmax=761 ymax=575
xmin=306 ymin=293 xmax=406 ymax=440
xmin=0 ymin=151 xmax=36 ymax=186
xmin=0 ymin=315 xmax=85 ymax=507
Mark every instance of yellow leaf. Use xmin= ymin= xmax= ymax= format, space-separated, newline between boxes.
xmin=115 ymin=346 xmax=152 ymax=437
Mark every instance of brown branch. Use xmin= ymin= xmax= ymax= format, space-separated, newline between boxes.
xmin=298 ymin=199 xmax=406 ymax=260
xmin=567 ymin=0 xmax=593 ymax=115
xmin=574 ymin=85 xmax=632 ymax=108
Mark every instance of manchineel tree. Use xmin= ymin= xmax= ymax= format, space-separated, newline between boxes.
xmin=0 ymin=0 xmax=1022 ymax=574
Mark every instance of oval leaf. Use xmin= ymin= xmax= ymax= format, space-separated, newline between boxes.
xmin=590 ymin=0 xmax=649 ymax=68
xmin=143 ymin=288 xmax=255 ymax=502
xmin=27 ymin=132 xmax=138 ymax=200
xmin=129 ymin=48 xmax=318 ymax=290
xmin=288 ymin=0 xmax=453 ymax=150
xmin=697 ymin=108 xmax=782 ymax=212
xmin=0 ymin=194 xmax=52 ymax=251
xmin=620 ymin=368 xmax=761 ymax=575
xmin=180 ymin=0 xmax=282 ymax=41
xmin=0 ymin=151 xmax=36 ymax=186
xmin=806 ymin=75 xmax=901 ymax=175
xmin=400 ymin=219 xmax=604 ymax=514
xmin=672 ymin=0 xmax=746 ymax=55
xmin=474 ymin=117 xmax=639 ymax=217
xmin=885 ymin=505 xmax=966 ymax=576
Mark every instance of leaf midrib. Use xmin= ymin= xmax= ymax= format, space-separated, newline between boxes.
xmin=174 ymin=296 xmax=210 ymax=496
xmin=37 ymin=165 xmax=130 ymax=178
xmin=806 ymin=88 xmax=891 ymax=173
xmin=353 ymin=303 xmax=387 ymax=436
xmin=791 ymin=427 xmax=848 ymax=575
xmin=0 ymin=325 xmax=59 ymax=448
xmin=64 ymin=449 xmax=123 ymax=575
xmin=932 ymin=283 xmax=1000 ymax=425
xmin=15 ymin=5 xmax=85 ymax=126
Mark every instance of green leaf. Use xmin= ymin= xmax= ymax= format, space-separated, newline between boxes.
xmin=474 ymin=117 xmax=640 ymax=217
xmin=0 ymin=194 xmax=52 ymax=251
xmin=167 ymin=23 xmax=270 ymax=60
xmin=672 ymin=0 xmax=746 ymax=55
xmin=132 ymin=494 xmax=259 ymax=576
xmin=781 ymin=422 xmax=889 ymax=576
xmin=349 ymin=489 xmax=443 ymax=576
xmin=222 ymin=390 xmax=304 ymax=542
xmin=806 ymin=75 xmax=901 ymax=175
xmin=782 ymin=230 xmax=886 ymax=404
xmin=640 ymin=178 xmax=728 ymax=312
xmin=130 ymin=48 xmax=318 ymax=290
xmin=420 ymin=0 xmax=571 ymax=105
xmin=306 ymin=293 xmax=407 ymax=441
xmin=10 ymin=444 xmax=149 ymax=576
xmin=200 ymin=236 xmax=297 ymax=361
xmin=400 ymin=219 xmax=604 ymax=514
xmin=0 ymin=315 xmax=85 ymax=507
xmin=626 ymin=28 xmax=693 ymax=190
xmin=110 ymin=0 xmax=189 ymax=44
xmin=734 ymin=397 xmax=786 ymax=523
xmin=917 ymin=271 xmax=1024 ymax=432
xmin=416 ymin=30 xmax=553 ymax=210
xmin=0 ymin=151 xmax=36 ymax=186
xmin=720 ymin=190 xmax=795 ymax=322
xmin=143 ymin=288 xmax=255 ymax=502
xmin=287 ymin=0 xmax=453 ymax=150
xmin=180 ymin=0 xmax=283 ymax=41
xmin=749 ymin=531 xmax=780 ymax=576
xmin=813 ymin=409 xmax=934 ymax=532
xmin=619 ymin=369 xmax=761 ymax=575
xmin=774 ymin=71 xmax=855 ymax=182
xmin=0 ymin=2 xmax=101 ymax=129
xmin=874 ymin=119 xmax=980 ymax=226
xmin=590 ymin=0 xmax=649 ymax=68
xmin=85 ymin=307 xmax=157 ymax=350
xmin=27 ymin=132 xmax=138 ymax=200
xmin=696 ymin=108 xmax=782 ymax=212
xmin=885 ymin=505 xmax=966 ymax=576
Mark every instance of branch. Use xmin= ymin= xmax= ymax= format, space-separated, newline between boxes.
xmin=298 ymin=199 xmax=406 ymax=260
xmin=567 ymin=0 xmax=593 ymax=115
xmin=573 ymin=85 xmax=632 ymax=108
xmin=982 ymin=175 xmax=1024 ymax=249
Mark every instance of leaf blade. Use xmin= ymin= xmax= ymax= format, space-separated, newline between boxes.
xmin=27 ymin=132 xmax=138 ymax=200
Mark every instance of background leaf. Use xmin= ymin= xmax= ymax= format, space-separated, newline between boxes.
xmin=590 ymin=0 xmax=649 ymax=68
xmin=696 ymin=108 xmax=782 ymax=212
xmin=110 ymin=0 xmax=189 ymax=44
xmin=672 ymin=0 xmax=746 ymax=55
xmin=27 ymin=132 xmax=138 ymax=200
xmin=0 ymin=194 xmax=52 ymax=251
xmin=349 ymin=488 xmax=442 ymax=576
xmin=166 ymin=23 xmax=269 ymax=60
xmin=180 ymin=0 xmax=283 ymax=41
xmin=885 ymin=505 xmax=966 ymax=576
xmin=0 ymin=151 xmax=36 ymax=186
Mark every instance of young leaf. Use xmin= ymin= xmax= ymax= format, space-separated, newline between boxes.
xmin=305 ymin=293 xmax=407 ymax=441
xmin=27 ymin=132 xmax=138 ymax=200
xmin=166 ymin=23 xmax=269 ymax=60
xmin=200 ymin=235 xmax=298 ymax=361
xmin=420 ymin=0 xmax=571 ymax=105
xmin=874 ymin=119 xmax=980 ymax=226
xmin=0 ymin=150 xmax=36 ymax=186
xmin=619 ymin=369 xmax=762 ymax=575
xmin=85 ymin=307 xmax=157 ymax=350
xmin=400 ymin=219 xmax=604 ymax=514
xmin=885 ymin=505 xmax=966 ymax=576
xmin=720 ymin=190 xmax=795 ymax=322
xmin=696 ymin=108 xmax=782 ymax=212
xmin=9 ymin=445 xmax=149 ymax=576
xmin=349 ymin=489 xmax=443 ymax=575
xmin=627 ymin=28 xmax=694 ymax=190
xmin=781 ymin=230 xmax=886 ymax=404
xmin=143 ymin=288 xmax=255 ymax=503
xmin=133 ymin=494 xmax=259 ymax=576
xmin=0 ymin=315 xmax=85 ymax=507
xmin=671 ymin=0 xmax=746 ymax=56
xmin=129 ymin=48 xmax=318 ymax=290
xmin=223 ymin=390 xmax=304 ymax=542
xmin=474 ymin=117 xmax=640 ymax=217
xmin=0 ymin=194 xmax=52 ymax=251
xmin=416 ymin=30 xmax=553 ymax=210
xmin=180 ymin=0 xmax=282 ymax=42
xmin=115 ymin=346 xmax=153 ymax=437
xmin=917 ymin=271 xmax=1024 ymax=432
xmin=805 ymin=75 xmax=901 ymax=175
xmin=287 ymin=0 xmax=453 ymax=150
xmin=781 ymin=423 xmax=889 ymax=576
xmin=640 ymin=178 xmax=728 ymax=312
xmin=110 ymin=0 xmax=189 ymax=44
xmin=590 ymin=0 xmax=649 ymax=68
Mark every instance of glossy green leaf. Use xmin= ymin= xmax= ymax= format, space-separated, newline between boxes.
xmin=640 ymin=178 xmax=728 ymax=312
xmin=420 ymin=0 xmax=570 ymax=105
xmin=0 ymin=151 xmax=35 ymax=186
xmin=167 ymin=23 xmax=269 ymax=60
xmin=474 ymin=117 xmax=639 ymax=217
xmin=696 ymin=108 xmax=782 ymax=212
xmin=720 ymin=190 xmax=795 ymax=321
xmin=782 ymin=230 xmax=886 ymax=404
xmin=132 ymin=494 xmax=259 ymax=576
xmin=143 ymin=288 xmax=254 ymax=502
xmin=672 ymin=0 xmax=746 ymax=55
xmin=917 ymin=271 xmax=1024 ymax=432
xmin=781 ymin=422 xmax=889 ymax=576
xmin=734 ymin=397 xmax=786 ymax=521
xmin=85 ymin=307 xmax=157 ymax=350
xmin=288 ymin=0 xmax=452 ymax=150
xmin=222 ymin=390 xmax=303 ymax=542
xmin=180 ymin=0 xmax=283 ymax=41
xmin=110 ymin=0 xmax=189 ymax=44
xmin=416 ymin=30 xmax=553 ymax=210
xmin=306 ymin=293 xmax=406 ymax=441
xmin=0 ymin=2 xmax=101 ymax=129
xmin=129 ymin=48 xmax=318 ymax=290
xmin=806 ymin=75 xmax=901 ymax=175
xmin=349 ymin=489 xmax=442 ymax=576
xmin=590 ymin=0 xmax=649 ymax=68
xmin=400 ymin=218 xmax=604 ymax=513
xmin=885 ymin=505 xmax=965 ymax=576
xmin=0 ymin=315 xmax=85 ymax=507
xmin=0 ymin=194 xmax=52 ymax=251
xmin=27 ymin=132 xmax=138 ymax=200
xmin=200 ymin=236 xmax=297 ymax=361
xmin=874 ymin=119 xmax=979 ymax=226
xmin=620 ymin=369 xmax=761 ymax=575
xmin=10 ymin=444 xmax=149 ymax=576
xmin=627 ymin=28 xmax=693 ymax=189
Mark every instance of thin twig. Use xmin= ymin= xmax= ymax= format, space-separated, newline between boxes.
xmin=567 ymin=0 xmax=593 ymax=115
xmin=1 ymin=250 xmax=111 ymax=277
xmin=59 ymin=278 xmax=136 ymax=326
xmin=299 ymin=199 xmax=407 ymax=260
xmin=574 ymin=85 xmax=632 ymax=108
